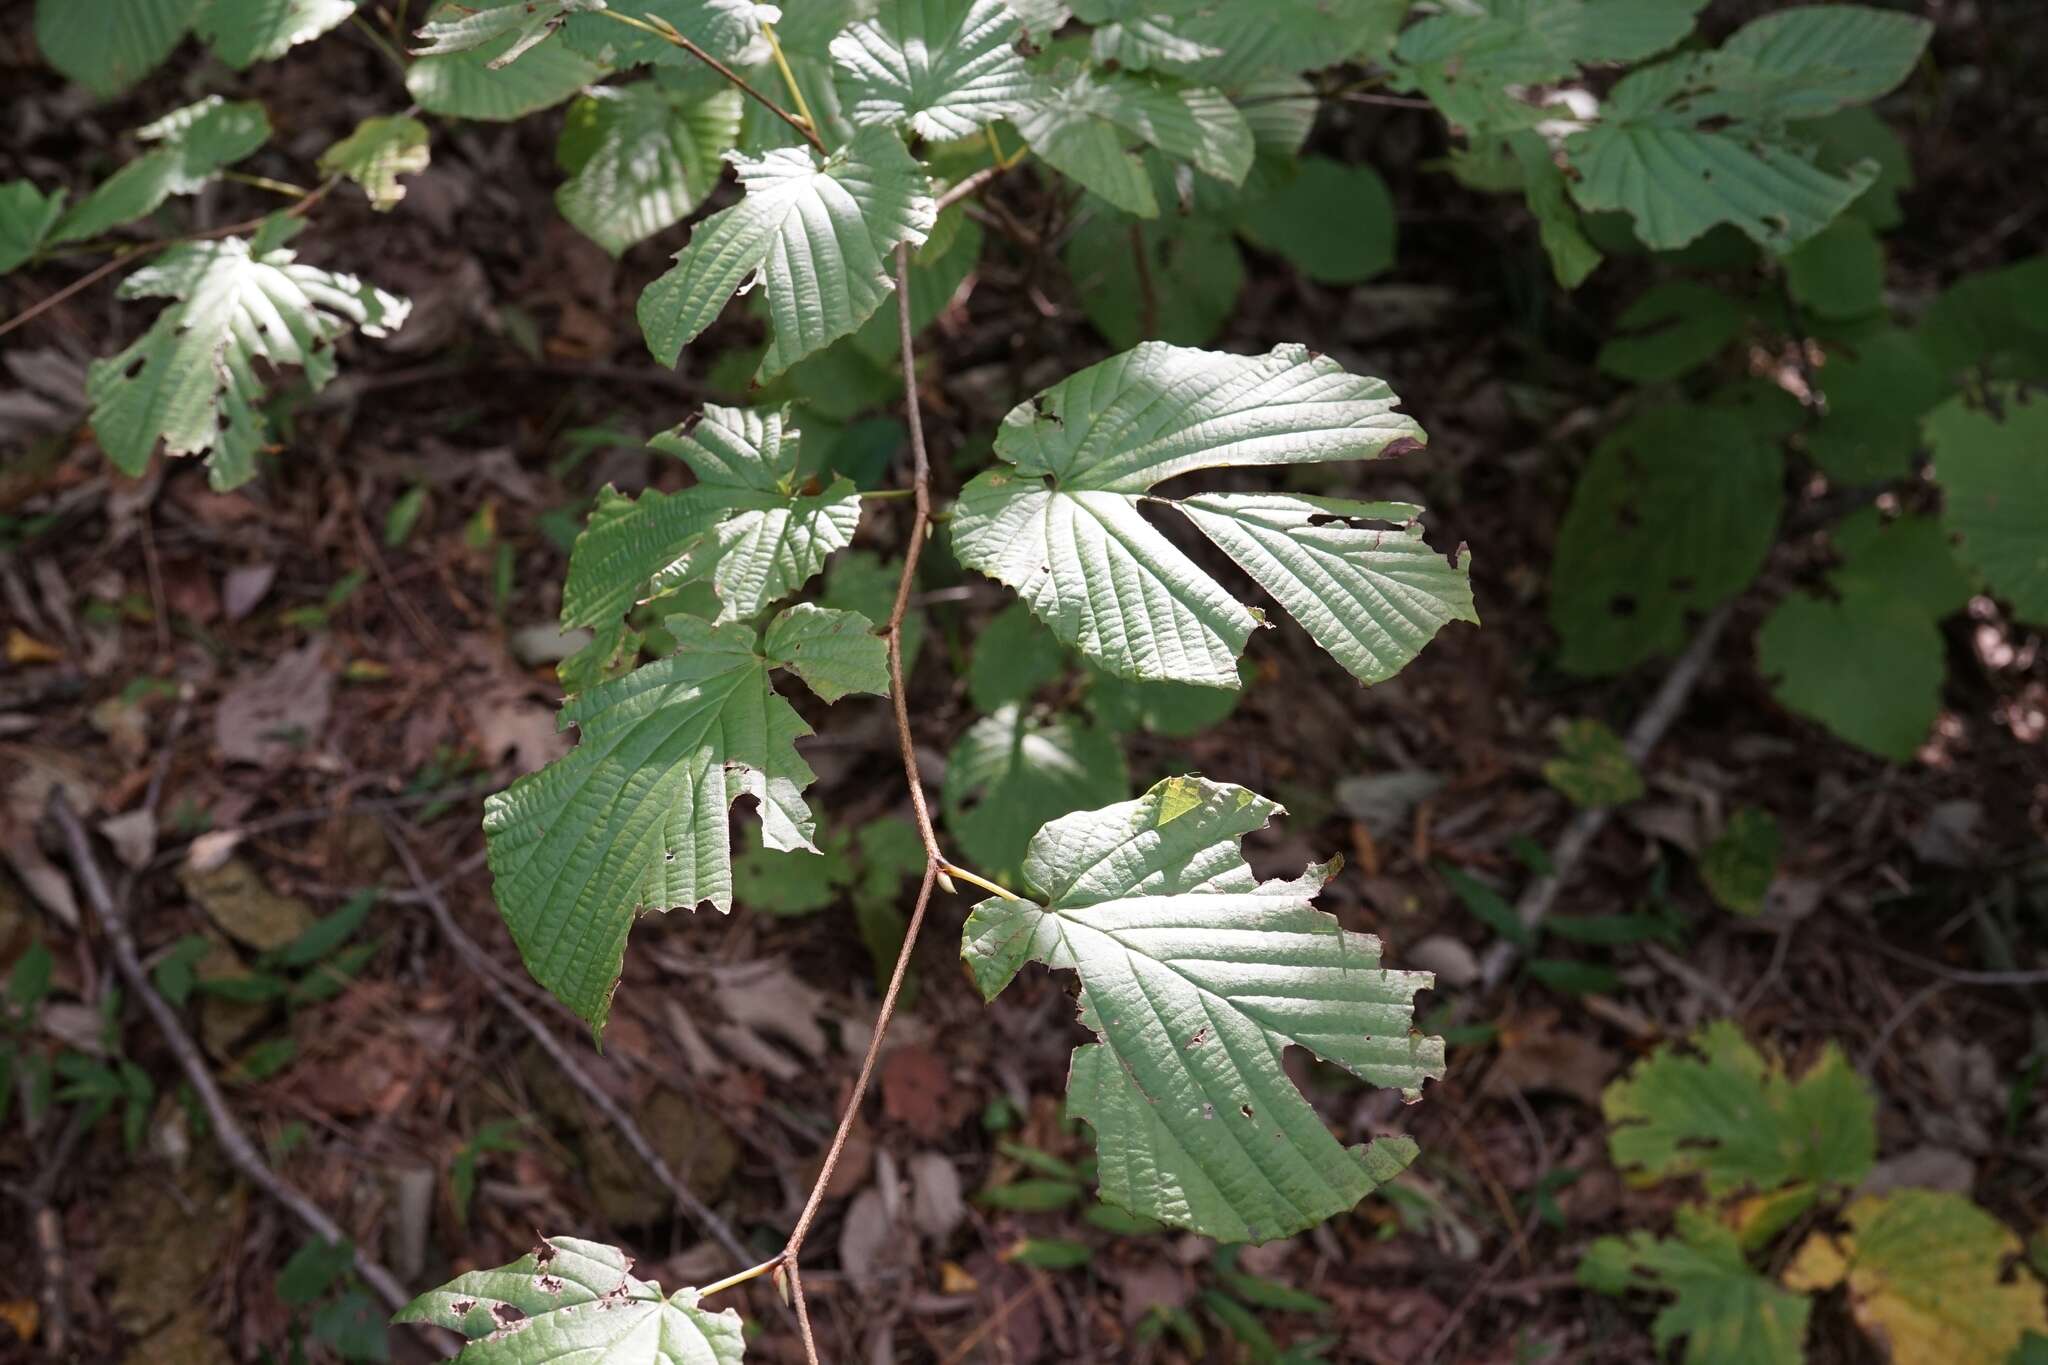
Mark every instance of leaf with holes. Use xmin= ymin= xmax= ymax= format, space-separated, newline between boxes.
xmin=85 ymin=218 xmax=409 ymax=490
xmin=951 ymin=343 xmax=1471 ymax=689
xmin=1784 ymin=1189 xmax=2048 ymax=1365
xmin=1549 ymin=405 xmax=1781 ymax=676
xmin=483 ymin=608 xmax=884 ymax=1033
xmin=50 ymin=97 xmax=271 ymax=245
xmin=1013 ymin=63 xmax=1253 ymax=218
xmin=1602 ymin=1019 xmax=1875 ymax=1198
xmin=1564 ymin=6 xmax=1933 ymax=252
xmin=1580 ymin=1207 xmax=1809 ymax=1365
xmin=638 ymin=125 xmax=935 ymax=379
xmin=319 ymin=114 xmax=431 ymax=212
xmin=559 ymin=405 xmax=861 ymax=645
xmin=34 ymin=0 xmax=201 ymax=98
xmin=962 ymin=776 xmax=1444 ymax=1241
xmin=555 ymin=83 xmax=743 ymax=255
xmin=394 ymin=1234 xmax=746 ymax=1363
xmin=832 ymin=0 xmax=1040 ymax=140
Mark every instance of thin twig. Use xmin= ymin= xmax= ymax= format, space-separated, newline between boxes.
xmin=1477 ymin=603 xmax=1735 ymax=990
xmin=380 ymin=820 xmax=758 ymax=1271
xmin=781 ymin=240 xmax=948 ymax=1364
xmin=48 ymin=793 xmax=444 ymax=1344
xmin=600 ymin=11 xmax=822 ymax=152
xmin=934 ymin=163 xmax=1009 ymax=216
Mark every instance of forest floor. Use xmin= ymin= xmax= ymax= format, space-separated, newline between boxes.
xmin=3 ymin=3 xmax=2047 ymax=1363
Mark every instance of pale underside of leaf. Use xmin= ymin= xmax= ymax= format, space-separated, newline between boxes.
xmin=199 ymin=0 xmax=358 ymax=69
xmin=832 ymin=0 xmax=1040 ymax=140
xmin=637 ymin=125 xmax=935 ymax=379
xmin=962 ymin=776 xmax=1444 ymax=1241
xmin=319 ymin=114 xmax=432 ymax=212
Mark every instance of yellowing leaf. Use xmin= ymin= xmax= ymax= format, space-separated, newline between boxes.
xmin=1785 ymin=1190 xmax=2048 ymax=1365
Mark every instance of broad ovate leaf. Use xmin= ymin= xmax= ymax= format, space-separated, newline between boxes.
xmin=1549 ymin=405 xmax=1781 ymax=676
xmin=963 ymin=777 xmax=1442 ymax=1241
xmin=1580 ymin=1207 xmax=1809 ymax=1365
xmin=832 ymin=0 xmax=1039 ymax=140
xmin=1565 ymin=6 xmax=1933 ymax=252
xmin=560 ymin=0 xmax=775 ymax=70
xmin=1756 ymin=585 xmax=1942 ymax=761
xmin=762 ymin=602 xmax=889 ymax=702
xmin=395 ymin=1234 xmax=745 ymax=1363
xmin=34 ymin=0 xmax=201 ymax=98
xmin=555 ymin=83 xmax=743 ymax=255
xmin=86 ymin=218 xmax=409 ymax=490
xmin=951 ymin=342 xmax=1472 ymax=689
xmin=559 ymin=404 xmax=861 ymax=639
xmin=198 ymin=0 xmax=357 ymax=68
xmin=414 ymin=0 xmax=603 ymax=64
xmin=319 ymin=114 xmax=432 ymax=212
xmin=1013 ymin=64 xmax=1254 ymax=218
xmin=1601 ymin=1020 xmax=1875 ymax=1198
xmin=483 ymin=608 xmax=886 ymax=1033
xmin=941 ymin=703 xmax=1129 ymax=880
xmin=1927 ymin=385 xmax=2048 ymax=625
xmin=50 ymin=97 xmax=271 ymax=245
xmin=637 ymin=125 xmax=935 ymax=379
xmin=1783 ymin=1190 xmax=2048 ymax=1365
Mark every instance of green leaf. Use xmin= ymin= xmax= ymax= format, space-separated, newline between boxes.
xmin=7 ymin=941 xmax=55 ymax=1010
xmin=51 ymin=97 xmax=272 ymax=245
xmin=86 ymin=219 xmax=410 ymax=490
xmin=1235 ymin=157 xmax=1395 ymax=286
xmin=34 ymin=0 xmax=201 ymax=98
xmin=1807 ymin=327 xmax=1945 ymax=483
xmin=831 ymin=0 xmax=1039 ymax=140
xmin=1097 ymin=0 xmax=1405 ymax=87
xmin=483 ymin=610 xmax=871 ymax=1032
xmin=555 ymin=83 xmax=743 ymax=256
xmin=762 ymin=603 xmax=889 ymax=702
xmin=1698 ymin=807 xmax=1780 ymax=917
xmin=942 ymin=703 xmax=1128 ymax=879
xmin=1919 ymin=257 xmax=2048 ymax=383
xmin=1542 ymin=718 xmax=1643 ymax=807
xmin=638 ymin=125 xmax=935 ymax=379
xmin=1757 ymin=587 xmax=1941 ymax=761
xmin=197 ymin=0 xmax=357 ymax=68
xmin=1441 ymin=864 xmax=1530 ymax=948
xmin=1602 ymin=1019 xmax=1876 ymax=1197
xmin=1508 ymin=132 xmax=1603 ymax=288
xmin=319 ymin=114 xmax=432 ymax=212
xmin=1784 ymin=217 xmax=1884 ymax=321
xmin=732 ymin=824 xmax=850 ymax=917
xmin=1565 ymin=7 xmax=1932 ymax=253
xmin=279 ymin=1238 xmax=355 ymax=1305
xmin=1595 ymin=280 xmax=1745 ymax=384
xmin=1549 ymin=405 xmax=1783 ymax=676
xmin=951 ymin=343 xmax=1469 ymax=689
xmin=0 ymin=181 xmax=66 ymax=275
xmin=1005 ymin=1237 xmax=1094 ymax=1269
xmin=1084 ymin=659 xmax=1248 ymax=738
xmin=560 ymin=406 xmax=861 ymax=637
xmin=1392 ymin=0 xmax=1705 ymax=131
xmin=967 ymin=601 xmax=1068 ymax=711
xmin=561 ymin=0 xmax=772 ymax=70
xmin=407 ymin=13 xmax=610 ymax=120
xmin=1580 ymin=1207 xmax=1810 ymax=1365
xmin=1928 ymin=385 xmax=2048 ymax=625
xmin=961 ymin=776 xmax=1444 ymax=1242
xmin=1062 ymin=206 xmax=1243 ymax=350
xmin=395 ymin=1234 xmax=746 ymax=1363
xmin=978 ymin=1178 xmax=1085 ymax=1211
xmin=1013 ymin=64 xmax=1253 ymax=218
xmin=1799 ymin=106 xmax=1911 ymax=231
xmin=1785 ymin=1190 xmax=2048 ymax=1365
xmin=1829 ymin=507 xmax=1972 ymax=620
xmin=822 ymin=550 xmax=926 ymax=676
xmin=414 ymin=0 xmax=602 ymax=62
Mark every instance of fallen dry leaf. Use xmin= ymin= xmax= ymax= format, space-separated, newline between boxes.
xmin=215 ymin=640 xmax=333 ymax=766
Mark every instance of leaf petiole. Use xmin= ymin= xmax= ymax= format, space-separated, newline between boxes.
xmin=694 ymin=1255 xmax=785 ymax=1300
xmin=942 ymin=862 xmax=1026 ymax=902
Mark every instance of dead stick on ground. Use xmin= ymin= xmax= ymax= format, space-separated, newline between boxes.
xmin=47 ymin=793 xmax=452 ymax=1352
xmin=1477 ymin=602 xmax=1735 ymax=991
xmin=380 ymin=820 xmax=760 ymax=1275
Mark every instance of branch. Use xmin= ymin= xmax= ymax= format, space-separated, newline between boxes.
xmin=600 ymin=11 xmax=823 ymax=152
xmin=380 ymin=821 xmax=760 ymax=1272
xmin=781 ymin=240 xmax=945 ymax=1364
xmin=1476 ymin=602 xmax=1735 ymax=990
xmin=46 ymin=793 xmax=447 ymax=1348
